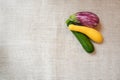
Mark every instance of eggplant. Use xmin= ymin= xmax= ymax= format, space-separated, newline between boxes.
xmin=67 ymin=11 xmax=100 ymax=28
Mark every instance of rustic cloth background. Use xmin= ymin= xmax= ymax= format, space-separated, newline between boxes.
xmin=0 ymin=0 xmax=120 ymax=80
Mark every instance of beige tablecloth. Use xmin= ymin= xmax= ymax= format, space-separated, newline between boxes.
xmin=0 ymin=0 xmax=120 ymax=80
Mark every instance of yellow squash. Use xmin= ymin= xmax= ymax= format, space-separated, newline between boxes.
xmin=68 ymin=24 xmax=103 ymax=43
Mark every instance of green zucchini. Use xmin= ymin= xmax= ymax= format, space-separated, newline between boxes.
xmin=66 ymin=19 xmax=94 ymax=53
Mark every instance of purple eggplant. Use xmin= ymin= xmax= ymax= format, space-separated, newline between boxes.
xmin=68 ymin=11 xmax=99 ymax=28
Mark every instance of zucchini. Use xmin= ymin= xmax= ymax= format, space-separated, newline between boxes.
xmin=66 ymin=19 xmax=94 ymax=53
